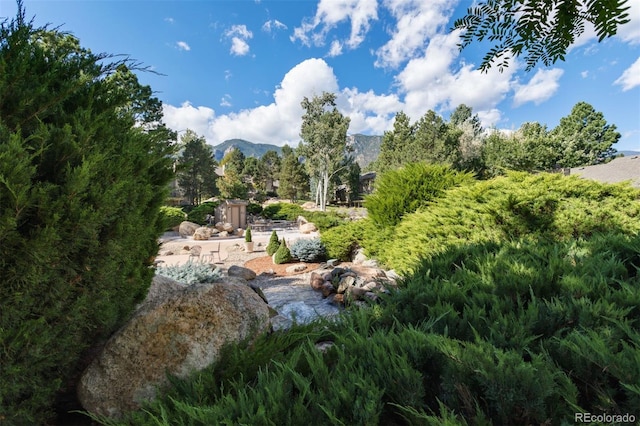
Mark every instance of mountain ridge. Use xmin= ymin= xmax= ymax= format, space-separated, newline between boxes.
xmin=212 ymin=134 xmax=383 ymax=167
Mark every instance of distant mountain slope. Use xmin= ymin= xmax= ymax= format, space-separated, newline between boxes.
xmin=348 ymin=134 xmax=382 ymax=168
xmin=619 ymin=150 xmax=640 ymax=157
xmin=211 ymin=139 xmax=281 ymax=161
xmin=212 ymin=135 xmax=384 ymax=167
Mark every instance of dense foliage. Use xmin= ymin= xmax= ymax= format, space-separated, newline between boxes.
xmin=0 ymin=9 xmax=175 ymax=423
xmin=175 ymin=129 xmax=217 ymax=205
xmin=366 ymin=163 xmax=473 ymax=227
xmin=290 ymin=238 xmax=327 ymax=262
xmin=159 ymin=206 xmax=186 ymax=230
xmin=186 ymin=201 xmax=218 ymax=225
xmin=320 ymin=219 xmax=369 ymax=261
xmin=262 ymin=202 xmax=305 ymax=221
xmin=377 ymin=172 xmax=640 ymax=273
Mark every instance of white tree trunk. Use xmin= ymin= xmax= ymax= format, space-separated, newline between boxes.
xmin=321 ymin=170 xmax=330 ymax=211
xmin=315 ymin=179 xmax=321 ymax=206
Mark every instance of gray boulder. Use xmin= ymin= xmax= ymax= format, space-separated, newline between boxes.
xmin=228 ymin=265 xmax=257 ymax=281
xmin=78 ymin=276 xmax=269 ymax=419
xmin=178 ymin=221 xmax=200 ymax=237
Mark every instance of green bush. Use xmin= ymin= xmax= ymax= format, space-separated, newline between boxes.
xmin=304 ymin=210 xmax=345 ymax=231
xmin=247 ymin=202 xmax=263 ymax=215
xmin=320 ymin=219 xmax=369 ymax=261
xmin=156 ymin=263 xmax=222 ymax=285
xmin=376 ymin=172 xmax=640 ymax=273
xmin=244 ymin=226 xmax=252 ymax=242
xmin=159 ymin=206 xmax=186 ymax=230
xmin=0 ymin=11 xmax=175 ymax=423
xmin=262 ymin=202 xmax=304 ymax=221
xmin=186 ymin=201 xmax=218 ymax=225
xmin=266 ymin=230 xmax=280 ymax=256
xmin=365 ymin=163 xmax=473 ymax=228
xmin=273 ymin=239 xmax=292 ymax=264
xmin=290 ymin=238 xmax=327 ymax=262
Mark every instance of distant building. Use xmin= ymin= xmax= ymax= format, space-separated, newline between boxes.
xmin=359 ymin=171 xmax=376 ymax=195
xmin=569 ymin=155 xmax=640 ymax=188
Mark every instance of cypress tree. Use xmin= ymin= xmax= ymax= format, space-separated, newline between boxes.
xmin=0 ymin=5 xmax=175 ymax=422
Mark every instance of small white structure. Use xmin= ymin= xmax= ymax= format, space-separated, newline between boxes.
xmin=215 ymin=200 xmax=248 ymax=230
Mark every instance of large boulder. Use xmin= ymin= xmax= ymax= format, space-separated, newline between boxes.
xmin=299 ymin=222 xmax=318 ymax=234
xmin=193 ymin=226 xmax=213 ymax=240
xmin=78 ymin=276 xmax=270 ymax=419
xmin=228 ymin=265 xmax=257 ymax=281
xmin=178 ymin=221 xmax=200 ymax=237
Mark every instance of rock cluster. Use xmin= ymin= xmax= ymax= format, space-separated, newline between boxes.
xmin=309 ymin=263 xmax=399 ymax=306
xmin=178 ymin=221 xmax=241 ymax=240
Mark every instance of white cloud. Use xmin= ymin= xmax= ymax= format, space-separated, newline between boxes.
xmin=328 ymin=40 xmax=343 ymax=57
xmin=230 ymin=38 xmax=250 ymax=56
xmin=163 ymin=102 xmax=215 ymax=139
xmin=163 ymin=58 xmax=409 ymax=146
xmin=291 ymin=0 xmax=378 ymax=51
xmin=262 ymin=19 xmax=287 ymax=33
xmin=375 ymin=0 xmax=457 ymax=68
xmin=224 ymin=70 xmax=232 ymax=81
xmin=220 ymin=95 xmax=232 ymax=108
xmin=226 ymin=24 xmax=253 ymax=39
xmin=614 ymin=56 xmax=640 ymax=91
xmin=513 ymin=68 xmax=564 ymax=106
xmin=176 ymin=41 xmax=191 ymax=51
xmin=225 ymin=25 xmax=253 ymax=56
xmin=581 ymin=70 xmax=589 ymax=78
xmin=395 ymin=30 xmax=516 ymax=121
xmin=164 ymin=17 xmax=174 ymax=24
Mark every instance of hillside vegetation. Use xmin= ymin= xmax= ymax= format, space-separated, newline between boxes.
xmin=104 ymin=167 xmax=640 ymax=425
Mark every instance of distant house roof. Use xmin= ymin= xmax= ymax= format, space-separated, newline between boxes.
xmin=569 ymin=155 xmax=640 ymax=188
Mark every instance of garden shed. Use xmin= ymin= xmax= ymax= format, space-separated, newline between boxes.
xmin=215 ymin=199 xmax=248 ymax=229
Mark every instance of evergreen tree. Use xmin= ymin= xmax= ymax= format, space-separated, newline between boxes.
xmin=278 ymin=149 xmax=309 ymax=202
xmin=217 ymin=168 xmax=248 ymax=200
xmin=551 ymin=102 xmax=620 ymax=167
xmin=259 ymin=150 xmax=282 ymax=194
xmin=0 ymin=6 xmax=175 ymax=422
xmin=373 ymin=111 xmax=415 ymax=173
xmin=176 ymin=129 xmax=218 ymax=205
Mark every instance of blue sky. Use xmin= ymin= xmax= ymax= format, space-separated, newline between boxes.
xmin=2 ymin=0 xmax=639 ymax=151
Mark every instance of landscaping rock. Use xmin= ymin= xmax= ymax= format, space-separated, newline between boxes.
xmin=78 ymin=277 xmax=269 ymax=419
xmin=286 ymin=263 xmax=307 ymax=274
xmin=310 ymin=272 xmax=324 ymax=290
xmin=337 ymin=276 xmax=356 ymax=294
xmin=193 ymin=227 xmax=212 ymax=241
xmin=228 ymin=265 xmax=257 ymax=281
xmin=299 ymin=222 xmax=317 ymax=234
xmin=321 ymin=282 xmax=336 ymax=298
xmin=222 ymin=222 xmax=235 ymax=233
xmin=178 ymin=221 xmax=199 ymax=237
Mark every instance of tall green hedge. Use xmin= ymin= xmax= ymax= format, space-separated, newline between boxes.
xmin=0 ymin=9 xmax=175 ymax=424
